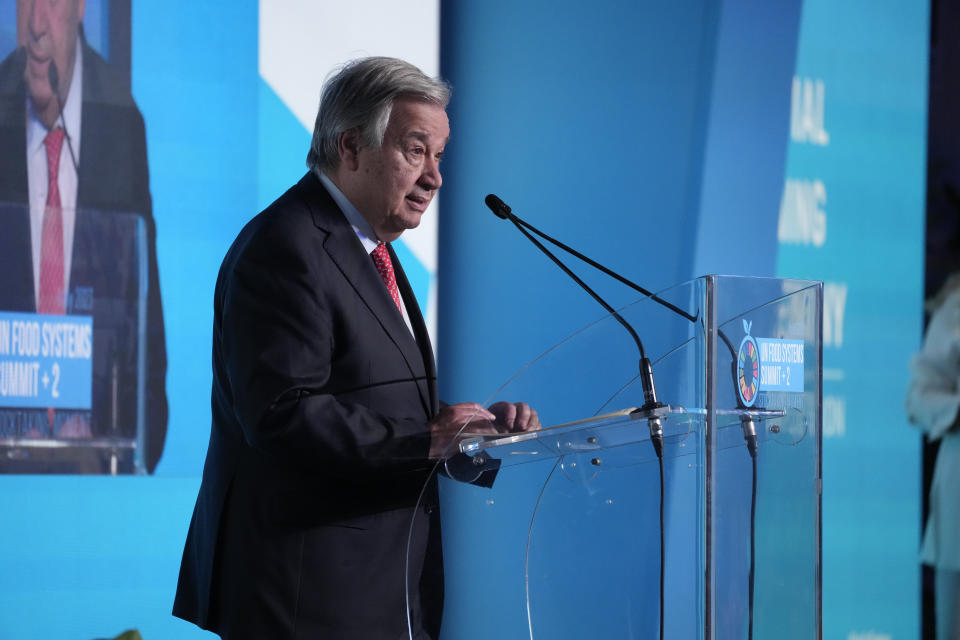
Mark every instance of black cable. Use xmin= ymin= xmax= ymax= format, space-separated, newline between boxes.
xmin=748 ymin=446 xmax=757 ymax=640
xmin=659 ymin=452 xmax=665 ymax=640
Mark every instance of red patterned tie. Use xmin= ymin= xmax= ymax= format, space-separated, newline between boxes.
xmin=371 ymin=243 xmax=403 ymax=314
xmin=39 ymin=127 xmax=66 ymax=315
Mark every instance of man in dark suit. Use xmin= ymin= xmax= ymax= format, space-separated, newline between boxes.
xmin=173 ymin=57 xmax=537 ymax=639
xmin=0 ymin=0 xmax=167 ymax=473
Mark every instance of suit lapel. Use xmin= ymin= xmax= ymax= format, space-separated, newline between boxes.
xmin=0 ymin=60 xmax=35 ymax=311
xmin=76 ymin=40 xmax=109 ymax=210
xmin=300 ymin=174 xmax=434 ymax=417
xmin=0 ymin=88 xmax=28 ymax=203
xmin=391 ymin=244 xmax=438 ymax=415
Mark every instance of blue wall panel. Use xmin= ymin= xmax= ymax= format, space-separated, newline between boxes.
xmin=439 ymin=0 xmax=724 ymax=403
xmin=438 ymin=0 xmax=803 ymax=637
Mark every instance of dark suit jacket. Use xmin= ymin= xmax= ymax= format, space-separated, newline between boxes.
xmin=0 ymin=41 xmax=167 ymax=473
xmin=173 ymin=172 xmax=442 ymax=639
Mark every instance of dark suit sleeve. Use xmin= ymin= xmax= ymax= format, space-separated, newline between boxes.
xmin=217 ymin=227 xmax=432 ymax=480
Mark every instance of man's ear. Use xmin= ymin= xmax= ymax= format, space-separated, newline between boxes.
xmin=337 ymin=128 xmax=362 ymax=171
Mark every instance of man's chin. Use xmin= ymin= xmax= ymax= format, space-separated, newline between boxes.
xmin=399 ymin=209 xmax=424 ymax=230
xmin=24 ymin=71 xmax=54 ymax=112
xmin=374 ymin=209 xmax=423 ymax=242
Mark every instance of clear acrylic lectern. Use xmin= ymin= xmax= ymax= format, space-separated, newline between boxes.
xmin=408 ymin=275 xmax=822 ymax=640
xmin=0 ymin=206 xmax=151 ymax=475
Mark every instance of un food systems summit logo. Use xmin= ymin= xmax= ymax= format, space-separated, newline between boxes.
xmin=737 ymin=319 xmax=759 ymax=407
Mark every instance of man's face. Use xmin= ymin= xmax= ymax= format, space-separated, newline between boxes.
xmin=17 ymin=0 xmax=85 ymax=126
xmin=350 ymin=98 xmax=450 ymax=242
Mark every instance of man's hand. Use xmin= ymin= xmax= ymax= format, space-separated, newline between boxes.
xmin=428 ymin=401 xmax=542 ymax=459
xmin=428 ymin=402 xmax=496 ymax=459
xmin=59 ymin=415 xmax=93 ymax=439
xmin=488 ymin=401 xmax=541 ymax=433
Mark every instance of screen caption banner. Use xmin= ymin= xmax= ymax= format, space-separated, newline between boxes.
xmin=757 ymin=337 xmax=804 ymax=392
xmin=0 ymin=311 xmax=93 ymax=409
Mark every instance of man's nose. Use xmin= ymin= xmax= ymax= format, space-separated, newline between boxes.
xmin=419 ymin=157 xmax=442 ymax=191
xmin=27 ymin=0 xmax=50 ymax=39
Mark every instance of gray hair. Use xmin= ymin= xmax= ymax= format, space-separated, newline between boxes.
xmin=306 ymin=57 xmax=451 ymax=174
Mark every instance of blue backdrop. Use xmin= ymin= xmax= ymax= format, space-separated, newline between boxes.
xmin=439 ymin=0 xmax=925 ymax=639
xmin=0 ymin=1 xmax=928 ymax=638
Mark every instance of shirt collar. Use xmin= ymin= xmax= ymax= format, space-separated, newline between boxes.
xmin=26 ymin=37 xmax=83 ymax=163
xmin=317 ymin=170 xmax=381 ymax=253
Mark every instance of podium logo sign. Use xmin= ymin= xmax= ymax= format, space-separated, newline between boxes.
xmin=0 ymin=311 xmax=93 ymax=410
xmin=738 ymin=320 xmax=761 ymax=406
xmin=737 ymin=319 xmax=804 ymax=407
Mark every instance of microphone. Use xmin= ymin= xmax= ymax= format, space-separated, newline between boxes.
xmin=485 ymin=193 xmax=511 ymax=219
xmin=741 ymin=415 xmax=758 ymax=458
xmin=47 ymin=60 xmax=79 ymax=175
xmin=486 ymin=193 xmax=765 ymax=640
xmin=486 ymin=192 xmax=674 ymax=640
xmin=485 ymin=193 xmax=748 ymax=413
xmin=485 ymin=193 xmax=667 ymax=457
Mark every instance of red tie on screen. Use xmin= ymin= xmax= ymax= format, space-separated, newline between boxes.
xmin=371 ymin=243 xmax=404 ymax=314
xmin=39 ymin=127 xmax=66 ymax=315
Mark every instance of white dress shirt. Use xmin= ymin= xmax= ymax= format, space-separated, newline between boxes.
xmin=317 ymin=171 xmax=415 ymax=337
xmin=26 ymin=38 xmax=83 ymax=309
